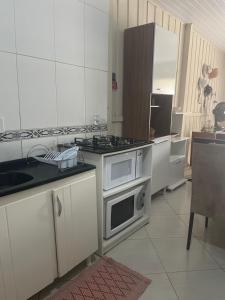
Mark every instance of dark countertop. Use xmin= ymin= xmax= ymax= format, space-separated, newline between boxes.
xmin=61 ymin=141 xmax=153 ymax=154
xmin=0 ymin=158 xmax=96 ymax=197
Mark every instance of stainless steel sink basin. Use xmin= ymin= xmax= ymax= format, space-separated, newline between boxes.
xmin=0 ymin=172 xmax=33 ymax=189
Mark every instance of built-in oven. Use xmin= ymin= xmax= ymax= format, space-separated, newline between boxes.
xmin=104 ymin=184 xmax=146 ymax=239
xmin=103 ymin=149 xmax=143 ymax=190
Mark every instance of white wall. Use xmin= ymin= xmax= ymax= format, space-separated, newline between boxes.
xmin=0 ymin=0 xmax=109 ymax=162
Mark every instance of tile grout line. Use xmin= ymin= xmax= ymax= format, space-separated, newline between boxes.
xmin=0 ymin=50 xmax=109 ymax=73
xmin=12 ymin=0 xmax=23 ymax=157
xmin=148 ymin=234 xmax=180 ymax=299
xmin=84 ymin=2 xmax=87 ymax=136
xmin=52 ymin=0 xmax=59 ymax=146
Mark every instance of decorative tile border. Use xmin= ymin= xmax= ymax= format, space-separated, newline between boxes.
xmin=0 ymin=124 xmax=108 ymax=143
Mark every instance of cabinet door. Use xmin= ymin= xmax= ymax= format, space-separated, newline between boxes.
xmin=6 ymin=192 xmax=57 ymax=300
xmin=53 ymin=172 xmax=98 ymax=277
xmin=152 ymin=25 xmax=178 ymax=95
xmin=0 ymin=207 xmax=16 ymax=300
xmin=151 ymin=140 xmax=170 ymax=195
xmin=169 ymin=158 xmax=185 ymax=186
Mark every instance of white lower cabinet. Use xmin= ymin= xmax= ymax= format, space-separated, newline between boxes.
xmin=0 ymin=207 xmax=17 ymax=300
xmin=0 ymin=171 xmax=97 ymax=299
xmin=6 ymin=191 xmax=57 ymax=300
xmin=53 ymin=172 xmax=98 ymax=277
xmin=151 ymin=139 xmax=170 ymax=195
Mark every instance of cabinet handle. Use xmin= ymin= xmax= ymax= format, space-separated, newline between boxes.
xmin=56 ymin=195 xmax=62 ymax=217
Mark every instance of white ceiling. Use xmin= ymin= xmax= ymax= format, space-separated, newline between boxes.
xmin=153 ymin=0 xmax=225 ymax=51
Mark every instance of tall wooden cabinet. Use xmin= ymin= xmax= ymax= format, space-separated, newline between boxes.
xmin=123 ymin=23 xmax=178 ymax=140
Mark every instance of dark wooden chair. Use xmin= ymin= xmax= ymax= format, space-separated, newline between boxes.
xmin=187 ymin=140 xmax=225 ymax=250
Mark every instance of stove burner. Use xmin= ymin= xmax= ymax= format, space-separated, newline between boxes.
xmin=73 ymin=135 xmax=151 ymax=154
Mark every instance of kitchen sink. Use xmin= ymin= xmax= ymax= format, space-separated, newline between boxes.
xmin=0 ymin=172 xmax=33 ymax=189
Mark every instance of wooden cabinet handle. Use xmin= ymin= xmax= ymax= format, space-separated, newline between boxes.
xmin=57 ymin=195 xmax=62 ymax=217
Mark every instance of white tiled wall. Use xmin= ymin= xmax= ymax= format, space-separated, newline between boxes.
xmin=54 ymin=0 xmax=85 ymax=66
xmin=18 ymin=56 xmax=58 ymax=129
xmin=85 ymin=5 xmax=109 ymax=71
xmin=85 ymin=68 xmax=108 ymax=124
xmin=56 ymin=63 xmax=85 ymax=127
xmin=14 ymin=0 xmax=55 ymax=59
xmin=0 ymin=0 xmax=109 ymax=162
xmin=0 ymin=0 xmax=16 ymax=52
xmin=0 ymin=52 xmax=20 ymax=130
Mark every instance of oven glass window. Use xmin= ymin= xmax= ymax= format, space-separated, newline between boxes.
xmin=111 ymin=159 xmax=132 ymax=180
xmin=111 ymin=196 xmax=134 ymax=229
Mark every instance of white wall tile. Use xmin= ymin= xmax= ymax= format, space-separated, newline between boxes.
xmin=54 ymin=0 xmax=84 ymax=66
xmin=0 ymin=141 xmax=22 ymax=162
xmin=57 ymin=134 xmax=85 ymax=145
xmin=14 ymin=0 xmax=55 ymax=59
xmin=85 ymin=0 xmax=109 ymax=13
xmin=17 ymin=56 xmax=57 ymax=129
xmin=22 ymin=137 xmax=57 ymax=158
xmin=56 ymin=63 xmax=85 ymax=127
xmin=85 ymin=5 xmax=108 ymax=71
xmin=0 ymin=0 xmax=16 ymax=52
xmin=0 ymin=52 xmax=20 ymax=130
xmin=85 ymin=68 xmax=107 ymax=124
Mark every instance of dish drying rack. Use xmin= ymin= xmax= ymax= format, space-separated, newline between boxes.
xmin=33 ymin=146 xmax=79 ymax=170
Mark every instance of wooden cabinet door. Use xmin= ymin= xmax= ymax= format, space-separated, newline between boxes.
xmin=0 ymin=207 xmax=16 ymax=300
xmin=6 ymin=192 xmax=57 ymax=300
xmin=151 ymin=140 xmax=170 ymax=195
xmin=53 ymin=172 xmax=98 ymax=277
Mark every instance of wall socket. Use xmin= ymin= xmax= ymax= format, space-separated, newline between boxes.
xmin=0 ymin=117 xmax=5 ymax=133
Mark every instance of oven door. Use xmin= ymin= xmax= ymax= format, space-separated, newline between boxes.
xmin=104 ymin=186 xmax=145 ymax=239
xmin=104 ymin=151 xmax=136 ymax=190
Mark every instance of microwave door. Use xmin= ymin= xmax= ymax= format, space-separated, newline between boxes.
xmin=105 ymin=192 xmax=135 ymax=238
xmin=104 ymin=152 xmax=136 ymax=190
xmin=105 ymin=186 xmax=144 ymax=239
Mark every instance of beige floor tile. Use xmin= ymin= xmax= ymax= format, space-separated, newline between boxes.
xmin=127 ymin=227 xmax=149 ymax=240
xmin=140 ymin=273 xmax=178 ymax=300
xmin=180 ymin=214 xmax=225 ymax=246
xmin=107 ymin=238 xmax=164 ymax=275
xmin=151 ymin=196 xmax=177 ymax=217
xmin=166 ymin=183 xmax=191 ymax=214
xmin=168 ymin=269 xmax=225 ymax=300
xmin=179 ymin=213 xmax=206 ymax=237
xmin=167 ymin=195 xmax=191 ymax=215
xmin=200 ymin=241 xmax=225 ymax=268
xmin=146 ymin=215 xmax=187 ymax=238
xmin=151 ymin=237 xmax=219 ymax=272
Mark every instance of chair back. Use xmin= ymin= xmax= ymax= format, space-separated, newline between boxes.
xmin=192 ymin=141 xmax=225 ymax=217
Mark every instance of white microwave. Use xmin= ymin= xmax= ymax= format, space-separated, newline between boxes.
xmin=104 ymin=184 xmax=146 ymax=239
xmin=103 ymin=149 xmax=143 ymax=190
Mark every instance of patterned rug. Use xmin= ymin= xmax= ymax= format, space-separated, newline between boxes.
xmin=49 ymin=257 xmax=151 ymax=300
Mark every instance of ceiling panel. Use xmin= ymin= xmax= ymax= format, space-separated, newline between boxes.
xmin=153 ymin=0 xmax=225 ymax=51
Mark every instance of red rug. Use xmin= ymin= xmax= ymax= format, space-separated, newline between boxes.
xmin=49 ymin=257 xmax=151 ymax=300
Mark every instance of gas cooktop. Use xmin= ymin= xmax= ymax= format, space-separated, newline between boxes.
xmin=62 ymin=135 xmax=152 ymax=154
